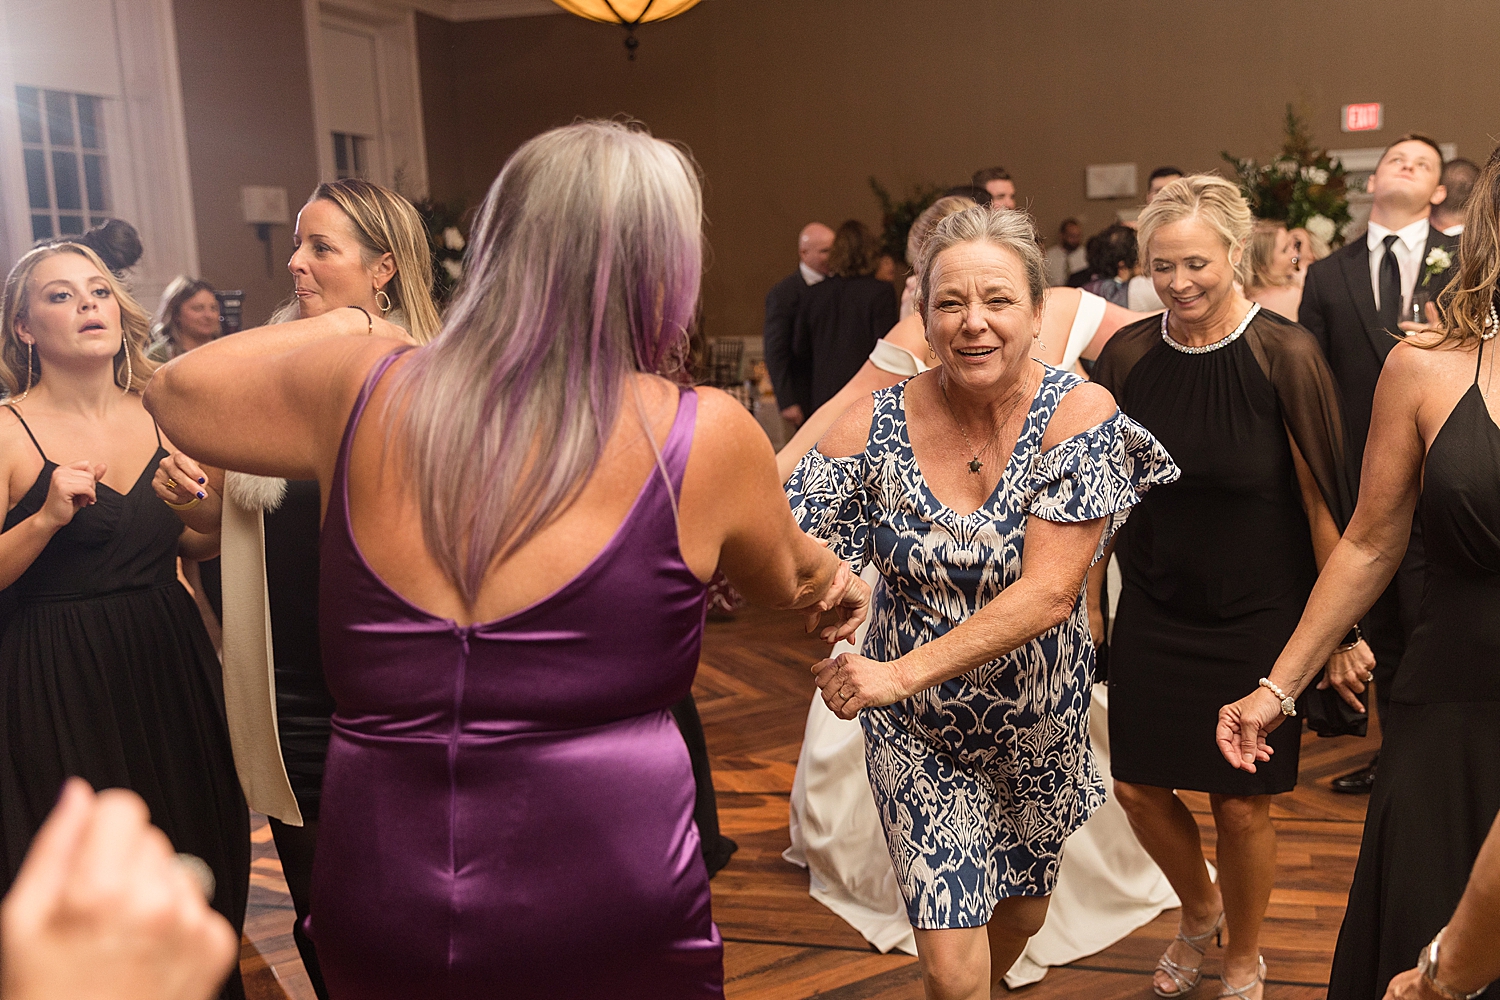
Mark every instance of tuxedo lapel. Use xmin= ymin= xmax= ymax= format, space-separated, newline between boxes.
xmin=1337 ymin=241 xmax=1390 ymax=361
xmin=1418 ymin=227 xmax=1459 ymax=295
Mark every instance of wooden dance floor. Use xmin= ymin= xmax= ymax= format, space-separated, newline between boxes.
xmin=240 ymin=606 xmax=1376 ymax=999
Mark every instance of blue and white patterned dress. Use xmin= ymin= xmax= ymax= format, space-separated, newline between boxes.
xmin=786 ymin=365 xmax=1178 ymax=929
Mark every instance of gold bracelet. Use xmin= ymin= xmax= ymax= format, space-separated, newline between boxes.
xmin=164 ymin=496 xmax=201 ymax=511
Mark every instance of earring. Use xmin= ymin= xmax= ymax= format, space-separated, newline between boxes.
xmin=118 ymin=342 xmax=133 ymax=394
xmin=17 ymin=341 xmax=32 ymax=400
xmin=375 ymin=289 xmax=393 ymax=315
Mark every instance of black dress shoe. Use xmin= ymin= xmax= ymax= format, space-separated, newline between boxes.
xmin=1331 ymin=754 xmax=1378 ymax=794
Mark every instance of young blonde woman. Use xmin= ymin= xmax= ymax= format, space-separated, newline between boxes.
xmin=0 ymin=243 xmax=249 ymax=999
xmin=155 ymin=178 xmax=440 ymax=1000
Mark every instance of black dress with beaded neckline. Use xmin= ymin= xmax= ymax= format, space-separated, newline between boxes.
xmin=0 ymin=405 xmax=249 ymax=999
xmin=1328 ymin=339 xmax=1500 ymax=998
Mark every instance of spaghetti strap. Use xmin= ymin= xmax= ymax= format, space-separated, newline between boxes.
xmin=5 ymin=404 xmax=48 ymax=462
xmin=152 ymin=421 xmax=162 ymax=451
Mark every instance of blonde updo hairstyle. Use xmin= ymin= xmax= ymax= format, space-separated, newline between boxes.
xmin=906 ymin=195 xmax=977 ymax=266
xmin=914 ymin=205 xmax=1048 ymax=319
xmin=1137 ymin=174 xmax=1254 ymax=272
xmin=0 ymin=242 xmax=155 ymax=398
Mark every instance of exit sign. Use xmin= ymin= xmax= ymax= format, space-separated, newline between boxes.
xmin=1342 ymin=103 xmax=1383 ymax=132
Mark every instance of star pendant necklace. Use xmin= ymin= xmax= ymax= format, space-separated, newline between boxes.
xmin=939 ymin=367 xmax=1029 ymax=475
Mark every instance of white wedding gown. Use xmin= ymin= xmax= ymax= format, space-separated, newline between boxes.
xmin=783 ymin=299 xmax=1181 ymax=984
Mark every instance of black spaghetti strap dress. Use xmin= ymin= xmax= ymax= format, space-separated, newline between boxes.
xmin=0 ymin=409 xmax=250 ymax=998
xmin=1327 ymin=339 xmax=1500 ymax=998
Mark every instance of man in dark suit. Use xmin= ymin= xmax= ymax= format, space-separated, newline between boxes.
xmin=1298 ymin=133 xmax=1458 ymax=793
xmin=762 ymin=222 xmax=833 ymax=428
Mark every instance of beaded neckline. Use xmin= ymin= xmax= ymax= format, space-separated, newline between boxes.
xmin=1160 ymin=302 xmax=1261 ymax=355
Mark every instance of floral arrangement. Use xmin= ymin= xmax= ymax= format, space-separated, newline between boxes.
xmin=412 ymin=198 xmax=469 ymax=303
xmin=869 ymin=178 xmax=946 ymax=267
xmin=1222 ymin=106 xmax=1352 ymax=249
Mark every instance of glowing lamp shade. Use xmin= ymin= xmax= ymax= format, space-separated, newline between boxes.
xmin=550 ymin=0 xmax=702 ymax=24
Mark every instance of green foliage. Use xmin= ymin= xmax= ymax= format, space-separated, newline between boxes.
xmin=869 ymin=178 xmax=946 ymax=267
xmin=1221 ymin=105 xmax=1352 ymax=247
xmin=411 ymin=198 xmax=469 ymax=303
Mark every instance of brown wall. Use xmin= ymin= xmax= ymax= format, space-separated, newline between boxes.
xmin=174 ymin=0 xmax=321 ymax=323
xmin=417 ymin=0 xmax=1500 ymax=342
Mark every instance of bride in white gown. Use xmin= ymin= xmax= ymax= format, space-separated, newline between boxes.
xmin=774 ymin=205 xmax=1187 ymax=983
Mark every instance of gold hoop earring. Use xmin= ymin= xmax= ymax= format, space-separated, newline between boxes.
xmin=375 ymin=289 xmax=393 ymax=315
xmin=17 ymin=341 xmax=32 ymax=401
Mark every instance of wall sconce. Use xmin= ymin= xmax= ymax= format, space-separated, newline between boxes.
xmin=240 ymin=186 xmax=290 ymax=277
xmin=550 ymin=0 xmax=702 ymax=59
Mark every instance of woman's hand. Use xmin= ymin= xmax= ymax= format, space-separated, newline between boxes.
xmin=813 ymin=651 xmax=910 ymax=720
xmin=152 ymin=454 xmax=221 ymax=534
xmin=1318 ymin=640 xmax=1376 ymax=712
xmin=802 ymin=559 xmax=870 ymax=645
xmin=0 ymin=779 xmax=238 ymax=1000
xmin=1215 ymin=687 xmax=1284 ymax=773
xmin=40 ymin=461 xmax=106 ymax=531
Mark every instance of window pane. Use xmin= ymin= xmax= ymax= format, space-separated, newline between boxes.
xmin=23 ymin=148 xmax=49 ymax=209
xmin=31 ymin=215 xmax=52 ymax=240
xmin=76 ymin=95 xmax=100 ymax=149
xmin=16 ymin=86 xmax=41 ymax=144
xmin=83 ymin=154 xmax=106 ymax=211
xmin=52 ymin=151 xmax=80 ymax=210
xmin=58 ymin=214 xmax=84 ymax=235
xmin=333 ymin=133 xmax=348 ymax=174
xmin=43 ymin=90 xmax=74 ymax=147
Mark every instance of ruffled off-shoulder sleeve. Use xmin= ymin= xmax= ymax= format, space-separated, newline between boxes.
xmin=785 ymin=448 xmax=871 ymax=572
xmin=1026 ymin=411 xmax=1180 ymax=560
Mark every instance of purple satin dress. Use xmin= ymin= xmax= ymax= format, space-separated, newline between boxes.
xmin=308 ymin=355 xmax=723 ymax=998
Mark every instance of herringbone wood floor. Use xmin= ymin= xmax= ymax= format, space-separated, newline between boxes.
xmin=240 ymin=606 xmax=1377 ymax=999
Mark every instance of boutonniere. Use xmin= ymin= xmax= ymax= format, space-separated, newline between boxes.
xmin=1423 ymin=246 xmax=1453 ymax=283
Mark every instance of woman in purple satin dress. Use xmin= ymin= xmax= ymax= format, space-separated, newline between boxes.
xmin=144 ymin=121 xmax=868 ymax=999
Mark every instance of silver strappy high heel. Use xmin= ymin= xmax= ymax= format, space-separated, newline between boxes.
xmin=1153 ymin=911 xmax=1225 ymax=998
xmin=1217 ymin=955 xmax=1266 ymax=1000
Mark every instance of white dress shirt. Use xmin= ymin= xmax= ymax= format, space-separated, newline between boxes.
xmin=1044 ymin=245 xmax=1088 ymax=286
xmin=799 ymin=262 xmax=827 ymax=286
xmin=1366 ymin=217 xmax=1429 ymax=315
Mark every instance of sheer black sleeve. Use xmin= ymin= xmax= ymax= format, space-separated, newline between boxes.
xmin=1243 ymin=312 xmax=1356 ymax=528
xmin=1089 ymin=315 xmax=1162 ymax=405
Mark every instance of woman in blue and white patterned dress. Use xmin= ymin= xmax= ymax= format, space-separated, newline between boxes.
xmin=786 ymin=205 xmax=1178 ymax=1000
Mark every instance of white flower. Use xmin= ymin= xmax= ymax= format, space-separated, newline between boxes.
xmin=1425 ymin=246 xmax=1453 ymax=272
xmin=1275 ymin=160 xmax=1298 ymax=176
xmin=1305 ymin=214 xmax=1337 ymax=245
xmin=442 ymin=226 xmax=465 ymax=251
xmin=442 ymin=258 xmax=463 ymax=281
xmin=1301 ymin=166 xmax=1329 ymax=185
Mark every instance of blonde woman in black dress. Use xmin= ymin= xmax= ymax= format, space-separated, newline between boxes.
xmin=1220 ymin=146 xmax=1500 ymax=1000
xmin=1093 ymin=175 xmax=1367 ymax=1000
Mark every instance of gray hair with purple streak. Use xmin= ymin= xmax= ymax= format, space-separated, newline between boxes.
xmin=388 ymin=120 xmax=703 ymax=602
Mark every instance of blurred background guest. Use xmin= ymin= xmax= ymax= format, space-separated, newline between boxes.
xmin=1148 ymin=166 xmax=1186 ymax=204
xmin=0 ymin=242 xmax=248 ymax=999
xmin=1094 ymin=175 xmax=1360 ymax=1000
xmin=1045 ymin=217 xmax=1086 ymax=286
xmin=793 ymin=219 xmax=898 ymax=412
xmin=1243 ymin=221 xmax=1306 ymax=318
xmin=1432 ymin=157 xmax=1480 ymax=236
xmin=148 ymin=277 xmax=221 ymax=363
xmin=763 ymin=222 xmax=833 ymax=428
xmin=1297 ymin=134 xmax=1459 ymax=796
xmin=1082 ymin=224 xmax=1139 ymax=307
xmin=971 ymin=165 xmax=1017 ymax=209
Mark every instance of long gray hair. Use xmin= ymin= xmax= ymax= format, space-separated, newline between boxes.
xmin=387 ymin=120 xmax=703 ymax=602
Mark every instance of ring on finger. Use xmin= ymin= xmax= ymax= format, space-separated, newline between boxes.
xmin=165 ymin=477 xmax=179 ymax=490
xmin=1362 ymin=671 xmax=1374 ymax=683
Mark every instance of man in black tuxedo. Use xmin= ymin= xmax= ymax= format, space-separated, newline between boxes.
xmin=762 ymin=222 xmax=833 ymax=428
xmin=1298 ymin=133 xmax=1458 ymax=793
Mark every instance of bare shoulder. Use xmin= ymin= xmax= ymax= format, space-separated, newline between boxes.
xmin=1043 ymin=378 xmax=1117 ymax=449
xmin=1383 ymin=337 xmax=1474 ymax=383
xmin=815 ymin=392 xmax=876 ymax=459
xmin=881 ymin=313 xmax=927 ymax=355
xmin=684 ymin=384 xmax=776 ymax=471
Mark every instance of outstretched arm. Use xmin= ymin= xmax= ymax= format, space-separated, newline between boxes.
xmin=1218 ymin=343 xmax=1428 ymax=771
